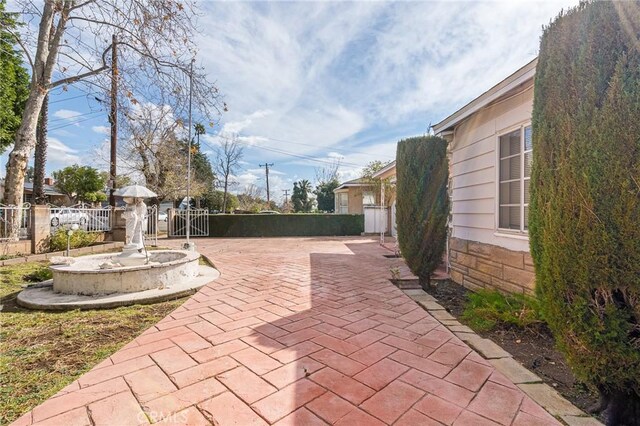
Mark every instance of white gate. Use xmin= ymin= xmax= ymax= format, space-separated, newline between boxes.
xmin=168 ymin=208 xmax=209 ymax=237
xmin=391 ymin=201 xmax=397 ymax=237
xmin=364 ymin=206 xmax=388 ymax=234
xmin=144 ymin=205 xmax=158 ymax=246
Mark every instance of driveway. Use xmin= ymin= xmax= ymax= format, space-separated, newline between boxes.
xmin=13 ymin=237 xmax=560 ymax=425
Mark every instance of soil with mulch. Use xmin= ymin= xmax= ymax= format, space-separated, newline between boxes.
xmin=422 ymin=279 xmax=600 ymax=416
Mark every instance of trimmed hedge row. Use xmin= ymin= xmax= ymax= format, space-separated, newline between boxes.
xmin=207 ymin=214 xmax=364 ymax=237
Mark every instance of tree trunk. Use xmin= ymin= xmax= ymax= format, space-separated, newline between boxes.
xmin=3 ymin=0 xmax=58 ymax=238
xmin=222 ymin=178 xmax=229 ymax=213
xmin=419 ymin=274 xmax=432 ymax=292
xmin=33 ymin=93 xmax=48 ymax=205
xmin=592 ymin=388 xmax=640 ymax=426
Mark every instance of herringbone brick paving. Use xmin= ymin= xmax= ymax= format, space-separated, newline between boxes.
xmin=12 ymin=237 xmax=560 ymax=425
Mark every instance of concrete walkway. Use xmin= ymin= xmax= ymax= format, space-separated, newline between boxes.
xmin=13 ymin=237 xmax=561 ymax=426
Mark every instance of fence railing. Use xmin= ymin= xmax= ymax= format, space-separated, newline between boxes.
xmin=0 ymin=204 xmax=31 ymax=240
xmin=50 ymin=206 xmax=112 ymax=233
xmin=168 ymin=208 xmax=209 ymax=237
xmin=144 ymin=205 xmax=158 ymax=246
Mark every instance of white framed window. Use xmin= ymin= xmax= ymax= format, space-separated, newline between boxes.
xmin=498 ymin=125 xmax=532 ymax=232
xmin=337 ymin=192 xmax=348 ymax=214
xmin=362 ymin=191 xmax=376 ymax=206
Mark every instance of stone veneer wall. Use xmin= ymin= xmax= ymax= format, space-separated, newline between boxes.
xmin=449 ymin=237 xmax=536 ymax=295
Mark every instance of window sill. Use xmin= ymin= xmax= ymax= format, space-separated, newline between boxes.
xmin=494 ymin=231 xmax=529 ymax=241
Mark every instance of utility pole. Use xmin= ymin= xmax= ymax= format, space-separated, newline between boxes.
xmin=185 ymin=58 xmax=194 ymax=249
xmin=282 ymin=189 xmax=289 ymax=206
xmin=259 ymin=163 xmax=274 ymax=204
xmin=109 ymin=34 xmax=118 ymax=207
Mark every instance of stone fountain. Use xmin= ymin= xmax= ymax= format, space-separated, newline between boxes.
xmin=17 ymin=185 xmax=219 ymax=310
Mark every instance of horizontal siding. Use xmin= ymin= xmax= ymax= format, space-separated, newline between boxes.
xmin=452 ymin=183 xmax=495 ymax=202
xmin=453 ymin=198 xmax=494 ymax=215
xmin=495 ymin=93 xmax=534 ymax=132
xmin=452 ymin=151 xmax=494 ymax=179
xmin=454 ymin=115 xmax=496 ymax=149
xmin=452 ymin=167 xmax=495 ymax=189
xmin=452 ymin=213 xmax=494 ymax=229
xmin=451 ymin=135 xmax=494 ymax=165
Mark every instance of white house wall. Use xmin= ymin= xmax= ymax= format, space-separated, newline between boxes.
xmin=449 ymin=86 xmax=533 ymax=253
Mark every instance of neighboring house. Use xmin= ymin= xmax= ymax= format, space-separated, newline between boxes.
xmin=433 ymin=58 xmax=537 ymax=295
xmin=333 ymin=178 xmax=377 ymax=214
xmin=0 ymin=178 xmax=70 ymax=206
xmin=371 ymin=161 xmax=397 ymax=237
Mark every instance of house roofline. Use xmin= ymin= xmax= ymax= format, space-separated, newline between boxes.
xmin=372 ymin=160 xmax=396 ymax=179
xmin=333 ymin=183 xmax=369 ymax=192
xmin=432 ymin=58 xmax=537 ymax=134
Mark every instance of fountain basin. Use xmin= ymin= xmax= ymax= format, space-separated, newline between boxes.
xmin=51 ymin=250 xmax=200 ymax=295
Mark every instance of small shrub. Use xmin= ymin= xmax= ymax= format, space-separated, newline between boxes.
xmin=461 ymin=290 xmax=544 ymax=332
xmin=49 ymin=228 xmax=98 ymax=252
xmin=24 ymin=266 xmax=53 ymax=282
xmin=389 ymin=267 xmax=401 ymax=281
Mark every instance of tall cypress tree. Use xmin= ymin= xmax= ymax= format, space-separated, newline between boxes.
xmin=530 ymin=2 xmax=640 ymax=422
xmin=396 ymin=136 xmax=448 ymax=290
xmin=0 ymin=1 xmax=30 ymax=154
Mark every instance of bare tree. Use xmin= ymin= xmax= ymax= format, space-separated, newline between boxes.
xmin=214 ymin=134 xmax=244 ymax=213
xmin=237 ymin=184 xmax=265 ymax=212
xmin=118 ymin=103 xmax=206 ymax=204
xmin=2 ymin=0 xmax=224 ymax=238
xmin=314 ymin=158 xmax=341 ymax=185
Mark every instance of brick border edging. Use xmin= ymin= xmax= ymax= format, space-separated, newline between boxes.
xmin=0 ymin=242 xmax=124 ymax=267
xmin=403 ymin=289 xmax=603 ymax=426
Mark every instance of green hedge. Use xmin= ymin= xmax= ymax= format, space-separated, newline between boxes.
xmin=530 ymin=1 xmax=640 ymax=419
xmin=207 ymin=214 xmax=364 ymax=237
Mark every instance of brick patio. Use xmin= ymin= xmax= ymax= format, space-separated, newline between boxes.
xmin=12 ymin=237 xmax=560 ymax=425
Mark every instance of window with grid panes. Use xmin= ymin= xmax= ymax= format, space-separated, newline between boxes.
xmin=498 ymin=125 xmax=532 ymax=231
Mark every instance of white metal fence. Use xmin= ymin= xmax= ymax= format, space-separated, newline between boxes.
xmin=0 ymin=204 xmax=31 ymax=240
xmin=168 ymin=208 xmax=209 ymax=237
xmin=50 ymin=206 xmax=112 ymax=233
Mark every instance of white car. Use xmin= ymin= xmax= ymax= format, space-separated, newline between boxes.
xmin=158 ymin=211 xmax=168 ymax=222
xmin=50 ymin=208 xmax=89 ymax=227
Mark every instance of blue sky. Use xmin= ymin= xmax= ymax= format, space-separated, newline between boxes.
xmin=6 ymin=0 xmax=577 ymax=202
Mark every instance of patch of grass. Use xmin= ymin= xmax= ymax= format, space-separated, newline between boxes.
xmin=461 ymin=289 xmax=544 ymax=332
xmin=0 ymin=260 xmax=187 ymax=423
xmin=0 ymin=261 xmax=51 ymax=299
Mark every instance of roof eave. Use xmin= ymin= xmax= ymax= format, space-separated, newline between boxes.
xmin=372 ymin=161 xmax=396 ymax=179
xmin=432 ymin=58 xmax=538 ymax=134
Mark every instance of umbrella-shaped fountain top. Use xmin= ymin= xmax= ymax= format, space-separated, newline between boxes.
xmin=112 ymin=184 xmax=157 ymax=267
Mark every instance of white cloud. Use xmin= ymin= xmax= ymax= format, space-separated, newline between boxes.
xmin=53 ymin=109 xmax=82 ymax=120
xmin=47 ymin=137 xmax=81 ymax=166
xmin=194 ymin=0 xmax=577 ymax=188
xmin=92 ymin=125 xmax=110 ymax=135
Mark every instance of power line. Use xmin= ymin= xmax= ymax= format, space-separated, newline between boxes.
xmin=260 ymin=136 xmax=395 ymax=161
xmin=233 ymin=139 xmax=365 ymax=168
xmin=48 ymin=94 xmax=91 ymax=104
xmin=48 ymin=110 xmax=103 ymax=124
xmin=48 ymin=114 xmax=105 ymax=131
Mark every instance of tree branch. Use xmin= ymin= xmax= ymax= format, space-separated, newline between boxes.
xmin=49 ymin=43 xmax=111 ymax=88
xmin=4 ymin=26 xmax=35 ymax=72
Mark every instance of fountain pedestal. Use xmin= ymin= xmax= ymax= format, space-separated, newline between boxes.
xmin=115 ymin=244 xmax=147 ymax=267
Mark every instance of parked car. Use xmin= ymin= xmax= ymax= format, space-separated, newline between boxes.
xmin=50 ymin=208 xmax=89 ymax=227
xmin=258 ymin=210 xmax=280 ymax=214
xmin=158 ymin=211 xmax=168 ymax=222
